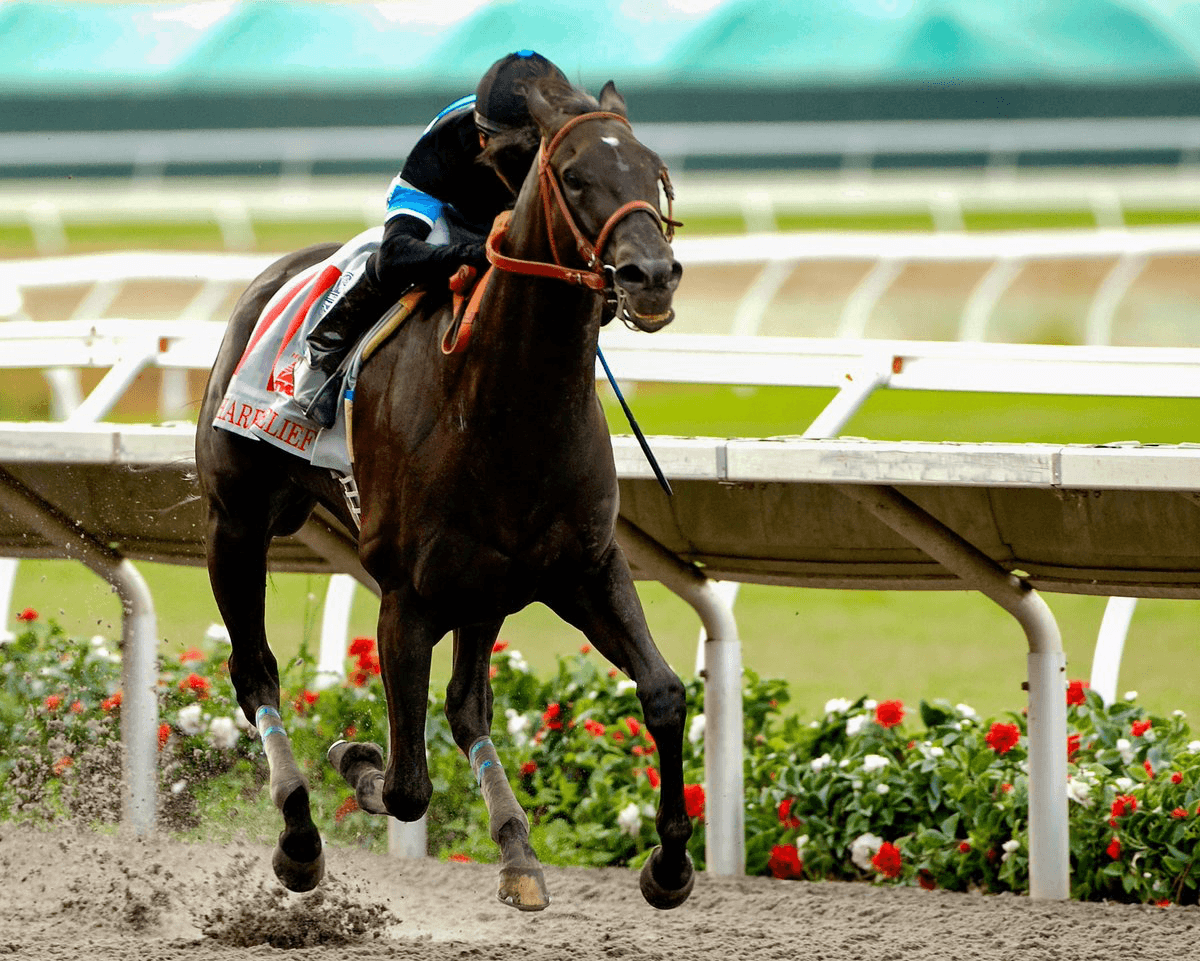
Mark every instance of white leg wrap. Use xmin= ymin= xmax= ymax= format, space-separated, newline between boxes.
xmin=469 ymin=736 xmax=529 ymax=843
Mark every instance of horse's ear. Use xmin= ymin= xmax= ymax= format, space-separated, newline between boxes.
xmin=526 ymin=82 xmax=561 ymax=138
xmin=599 ymin=80 xmax=627 ymax=117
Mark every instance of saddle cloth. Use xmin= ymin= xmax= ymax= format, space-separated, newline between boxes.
xmin=213 ymin=227 xmax=386 ymax=474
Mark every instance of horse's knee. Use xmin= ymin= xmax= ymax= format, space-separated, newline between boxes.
xmin=382 ymin=773 xmax=433 ymax=822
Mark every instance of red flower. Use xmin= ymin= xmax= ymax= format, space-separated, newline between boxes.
xmin=645 ymin=766 xmax=661 ymax=789
xmin=875 ymin=700 xmax=904 ymax=729
xmin=580 ymin=644 xmax=592 ymax=654
xmin=349 ymin=646 xmax=381 ymax=686
xmin=1171 ymin=771 xmax=1183 ymax=784
xmin=917 ymin=870 xmax=936 ymax=891
xmin=1066 ymin=733 xmax=1080 ymax=760
xmin=683 ymin=783 xmax=705 ymax=820
xmin=767 ymin=844 xmax=803 ymax=880
xmin=1157 ymin=899 xmax=1172 ymax=908
xmin=43 ymin=694 xmax=62 ymax=711
xmin=542 ymin=702 xmax=563 ymax=731
xmin=631 ymin=745 xmax=650 ymax=756
xmin=520 ymin=761 xmax=537 ymax=777
xmin=179 ymin=672 xmax=210 ymax=698
xmin=1111 ymin=794 xmax=1138 ymax=818
xmin=778 ymin=798 xmax=802 ymax=829
xmin=15 ymin=607 xmax=37 ymax=622
xmin=292 ymin=689 xmax=319 ymax=714
xmin=488 ymin=665 xmax=498 ymax=680
xmin=52 ymin=756 xmax=73 ymax=776
xmin=1131 ymin=719 xmax=1152 ymax=737
xmin=1065 ymin=679 xmax=1089 ymax=707
xmin=492 ymin=640 xmax=508 ymax=653
xmin=1106 ymin=837 xmax=1122 ymax=859
xmin=157 ymin=722 xmax=171 ymax=750
xmin=1171 ymin=807 xmax=1188 ymax=819
xmin=958 ymin=841 xmax=971 ymax=854
xmin=985 ymin=722 xmax=1020 ymax=754
xmin=448 ymin=853 xmax=472 ymax=863
xmin=348 ymin=636 xmax=375 ymax=657
xmin=69 ymin=700 xmax=84 ymax=715
xmin=179 ymin=647 xmax=205 ymax=663
xmin=101 ymin=692 xmax=122 ymax=712
xmin=624 ymin=717 xmax=641 ymax=738
xmin=334 ymin=796 xmax=359 ymax=823
xmin=1144 ymin=759 xmax=1155 ymax=779
xmin=872 ymin=841 xmax=903 ymax=879
xmin=1001 ymin=783 xmax=1013 ymax=793
xmin=344 ymin=724 xmax=356 ymax=739
xmin=583 ymin=719 xmax=606 ymax=737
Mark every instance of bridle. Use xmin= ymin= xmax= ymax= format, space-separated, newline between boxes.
xmin=484 ymin=110 xmax=680 ymax=324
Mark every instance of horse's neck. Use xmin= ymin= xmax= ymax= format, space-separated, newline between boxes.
xmin=467 ymin=203 xmax=602 ymax=415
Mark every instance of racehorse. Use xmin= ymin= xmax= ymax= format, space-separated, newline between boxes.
xmin=195 ymin=76 xmax=693 ymax=911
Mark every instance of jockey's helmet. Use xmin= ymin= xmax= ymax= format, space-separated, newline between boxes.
xmin=474 ymin=51 xmax=567 ymax=136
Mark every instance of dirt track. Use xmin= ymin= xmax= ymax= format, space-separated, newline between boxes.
xmin=1 ymin=822 xmax=1195 ymax=961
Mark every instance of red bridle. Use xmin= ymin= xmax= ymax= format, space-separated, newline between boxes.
xmin=484 ymin=110 xmax=679 ymax=291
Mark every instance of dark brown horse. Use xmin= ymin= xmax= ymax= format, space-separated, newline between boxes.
xmin=196 ymin=78 xmax=692 ymax=911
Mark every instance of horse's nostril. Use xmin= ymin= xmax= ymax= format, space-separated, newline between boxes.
xmin=615 ymin=259 xmax=681 ymax=290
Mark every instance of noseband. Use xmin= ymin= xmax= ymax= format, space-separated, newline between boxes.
xmin=484 ymin=111 xmax=679 ymax=305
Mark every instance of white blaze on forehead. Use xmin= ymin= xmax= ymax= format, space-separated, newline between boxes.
xmin=601 ymin=136 xmax=621 ymax=147
xmin=601 ymin=135 xmax=630 ymax=171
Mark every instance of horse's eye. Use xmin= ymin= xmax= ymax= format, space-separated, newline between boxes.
xmin=561 ymin=169 xmax=583 ymax=191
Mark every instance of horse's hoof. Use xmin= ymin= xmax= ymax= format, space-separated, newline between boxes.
xmin=272 ymin=843 xmax=325 ymax=893
xmin=639 ymin=847 xmax=695 ymax=910
xmin=497 ymin=865 xmax=550 ymax=912
xmin=327 ymin=739 xmax=384 ymax=778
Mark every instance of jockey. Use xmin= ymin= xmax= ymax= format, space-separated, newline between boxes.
xmin=296 ymin=50 xmax=569 ymax=426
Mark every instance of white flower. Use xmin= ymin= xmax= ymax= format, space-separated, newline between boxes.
xmin=170 ymin=779 xmax=188 ymax=795
xmin=204 ymin=623 xmax=231 ymax=644
xmin=688 ymin=713 xmax=706 ymax=745
xmin=824 ymin=697 xmax=852 ymax=715
xmin=929 ymin=746 xmax=945 ymax=758
xmin=616 ymin=680 xmax=637 ymax=696
xmin=810 ymin=753 xmax=833 ymax=773
xmin=862 ymin=754 xmax=889 ymax=774
xmin=1123 ymin=690 xmax=1138 ymax=701
xmin=641 ymin=803 xmax=655 ymax=818
xmin=177 ymin=703 xmax=204 ymax=736
xmin=838 ymin=758 xmax=851 ymax=769
xmin=1173 ymin=710 xmax=1186 ymax=719
xmin=505 ymin=649 xmax=529 ymax=673
xmin=955 ymin=703 xmax=978 ymax=719
xmin=208 ymin=716 xmax=239 ymax=750
xmin=851 ymin=779 xmax=863 ymax=791
xmin=795 ymin=834 xmax=809 ymax=853
xmin=845 ymin=714 xmax=869 ymax=737
xmin=849 ymin=832 xmax=884 ymax=871
xmin=617 ymin=802 xmax=642 ymax=837
xmin=863 ymin=699 xmax=877 ymax=711
xmin=1114 ymin=776 xmax=1135 ymax=792
xmin=1187 ymin=740 xmax=1200 ymax=754
xmin=506 ymin=708 xmax=530 ymax=740
xmin=951 ymin=721 xmax=963 ymax=731
xmin=1116 ymin=738 xmax=1135 ymax=764
xmin=876 ymin=783 xmax=890 ymax=795
xmin=1001 ymin=839 xmax=1021 ymax=862
xmin=1066 ymin=777 xmax=1093 ymax=807
xmin=233 ymin=710 xmax=253 ymax=732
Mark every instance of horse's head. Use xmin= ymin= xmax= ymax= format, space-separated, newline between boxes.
xmin=516 ymin=79 xmax=681 ymax=333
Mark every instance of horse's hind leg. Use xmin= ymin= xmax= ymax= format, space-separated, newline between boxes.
xmin=445 ymin=620 xmax=549 ymax=911
xmin=204 ymin=500 xmax=324 ymax=892
xmin=545 ymin=546 xmax=695 ymax=910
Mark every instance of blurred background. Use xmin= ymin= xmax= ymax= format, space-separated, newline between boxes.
xmin=2 ymin=0 xmax=1199 ymax=719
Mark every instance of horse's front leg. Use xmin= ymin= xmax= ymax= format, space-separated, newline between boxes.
xmin=328 ymin=587 xmax=436 ymax=822
xmin=446 ymin=620 xmax=549 ymax=911
xmin=545 ymin=544 xmax=695 ymax=910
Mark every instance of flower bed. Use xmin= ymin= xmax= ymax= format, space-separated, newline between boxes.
xmin=1 ymin=613 xmax=1197 ymax=904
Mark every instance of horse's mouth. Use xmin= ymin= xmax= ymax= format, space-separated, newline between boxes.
xmin=626 ymin=307 xmax=674 ymax=332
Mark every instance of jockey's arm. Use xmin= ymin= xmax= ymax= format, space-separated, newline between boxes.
xmin=365 ymin=215 xmax=489 ymax=293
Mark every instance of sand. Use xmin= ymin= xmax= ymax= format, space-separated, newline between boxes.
xmin=0 ymin=822 xmax=1195 ymax=961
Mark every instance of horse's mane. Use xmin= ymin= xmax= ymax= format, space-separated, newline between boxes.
xmin=477 ymin=76 xmax=601 ymax=192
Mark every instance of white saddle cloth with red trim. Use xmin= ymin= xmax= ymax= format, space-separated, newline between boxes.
xmin=213 ymin=227 xmax=384 ymax=472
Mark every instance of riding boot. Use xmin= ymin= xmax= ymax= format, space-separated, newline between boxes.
xmin=294 ymin=273 xmax=390 ymax=427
